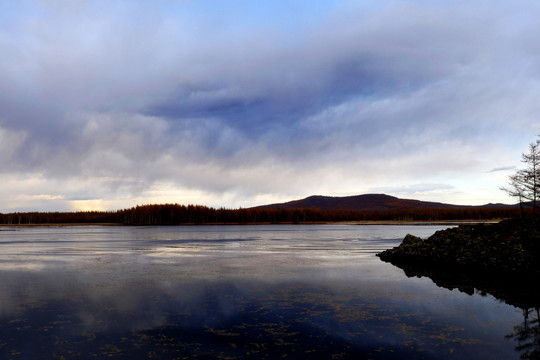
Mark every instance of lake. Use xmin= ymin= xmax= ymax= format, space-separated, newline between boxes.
xmin=0 ymin=224 xmax=530 ymax=359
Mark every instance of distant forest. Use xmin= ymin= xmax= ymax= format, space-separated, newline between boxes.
xmin=0 ymin=204 xmax=525 ymax=225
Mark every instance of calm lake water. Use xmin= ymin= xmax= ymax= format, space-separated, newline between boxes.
xmin=0 ymin=224 xmax=528 ymax=359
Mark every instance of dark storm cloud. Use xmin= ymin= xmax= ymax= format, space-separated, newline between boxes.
xmin=145 ymin=15 xmax=470 ymax=141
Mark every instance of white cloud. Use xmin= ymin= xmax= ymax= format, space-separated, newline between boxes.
xmin=0 ymin=1 xmax=538 ymax=210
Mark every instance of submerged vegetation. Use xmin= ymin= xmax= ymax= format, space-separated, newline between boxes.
xmin=0 ymin=204 xmax=523 ymax=225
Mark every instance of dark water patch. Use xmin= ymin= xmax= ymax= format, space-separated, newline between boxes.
xmin=382 ymin=258 xmax=540 ymax=359
xmin=0 ymin=278 xmax=520 ymax=359
xmin=386 ymin=260 xmax=540 ymax=309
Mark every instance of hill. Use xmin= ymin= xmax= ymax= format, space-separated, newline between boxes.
xmin=0 ymin=195 xmax=519 ymax=225
xmin=256 ymin=193 xmax=514 ymax=211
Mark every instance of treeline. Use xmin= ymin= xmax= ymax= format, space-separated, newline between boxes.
xmin=0 ymin=204 xmax=524 ymax=225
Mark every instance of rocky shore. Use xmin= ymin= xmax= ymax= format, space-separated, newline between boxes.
xmin=377 ymin=219 xmax=540 ymax=309
xmin=378 ymin=218 xmax=540 ymax=276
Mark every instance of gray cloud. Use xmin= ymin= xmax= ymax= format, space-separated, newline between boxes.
xmin=0 ymin=1 xmax=539 ymax=210
xmin=488 ymin=166 xmax=517 ymax=173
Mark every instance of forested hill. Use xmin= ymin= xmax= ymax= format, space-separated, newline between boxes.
xmin=0 ymin=194 xmax=520 ymax=225
xmin=256 ymin=193 xmax=514 ymax=211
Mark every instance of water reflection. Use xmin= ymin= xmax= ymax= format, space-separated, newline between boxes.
xmin=0 ymin=225 xmax=525 ymax=359
xmin=381 ymin=258 xmax=540 ymax=359
xmin=0 ymin=274 xmax=516 ymax=359
xmin=506 ymin=308 xmax=540 ymax=360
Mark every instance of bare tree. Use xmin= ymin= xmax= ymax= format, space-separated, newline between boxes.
xmin=501 ymin=171 xmax=527 ymax=218
xmin=506 ymin=307 xmax=540 ymax=360
xmin=501 ymin=138 xmax=540 ymax=218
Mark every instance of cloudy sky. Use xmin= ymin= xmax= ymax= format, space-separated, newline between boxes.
xmin=1 ymin=0 xmax=539 ymax=212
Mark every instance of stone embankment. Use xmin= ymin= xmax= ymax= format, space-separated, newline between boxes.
xmin=377 ymin=219 xmax=540 ymax=275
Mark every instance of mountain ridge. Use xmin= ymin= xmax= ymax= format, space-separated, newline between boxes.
xmin=255 ymin=193 xmax=515 ymax=211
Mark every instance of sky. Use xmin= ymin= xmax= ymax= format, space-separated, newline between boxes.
xmin=1 ymin=0 xmax=539 ymax=212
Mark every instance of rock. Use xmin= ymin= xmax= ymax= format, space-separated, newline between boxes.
xmin=401 ymin=234 xmax=423 ymax=247
xmin=377 ymin=218 xmax=540 ymax=275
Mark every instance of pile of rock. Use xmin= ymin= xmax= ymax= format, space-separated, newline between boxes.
xmin=377 ymin=219 xmax=540 ymax=275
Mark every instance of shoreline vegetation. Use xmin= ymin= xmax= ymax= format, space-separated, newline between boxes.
xmin=0 ymin=203 xmax=523 ymax=226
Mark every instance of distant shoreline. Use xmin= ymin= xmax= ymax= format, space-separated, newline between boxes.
xmin=0 ymin=219 xmax=502 ymax=227
xmin=0 ymin=202 xmax=520 ymax=225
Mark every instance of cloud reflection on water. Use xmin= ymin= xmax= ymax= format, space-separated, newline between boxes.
xmin=0 ymin=225 xmax=524 ymax=359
